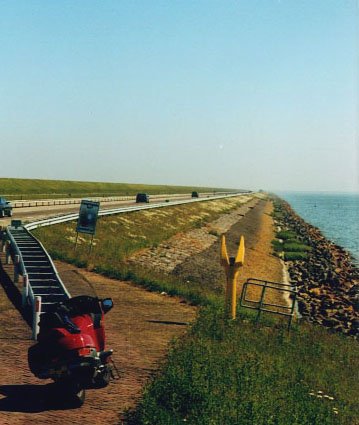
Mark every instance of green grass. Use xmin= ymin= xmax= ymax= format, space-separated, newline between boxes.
xmin=284 ymin=252 xmax=310 ymax=261
xmin=32 ymin=196 xmax=247 ymax=292
xmin=271 ymin=211 xmax=285 ymax=219
xmin=32 ymin=194 xmax=359 ymax=424
xmin=271 ymin=234 xmax=311 ymax=260
xmin=271 ymin=239 xmax=283 ymax=252
xmin=0 ymin=177 xmax=234 ymax=200
xmin=271 ymin=206 xmax=312 ymax=260
xmin=123 ymin=306 xmax=359 ymax=425
xmin=276 ymin=230 xmax=298 ymax=240
xmin=283 ymin=242 xmax=312 ymax=252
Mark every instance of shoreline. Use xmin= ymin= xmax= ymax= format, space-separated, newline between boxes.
xmin=277 ymin=192 xmax=359 ymax=265
xmin=274 ymin=197 xmax=359 ymax=336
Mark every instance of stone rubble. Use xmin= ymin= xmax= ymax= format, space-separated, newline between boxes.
xmin=274 ymin=199 xmax=359 ymax=336
xmin=126 ymin=199 xmax=259 ymax=274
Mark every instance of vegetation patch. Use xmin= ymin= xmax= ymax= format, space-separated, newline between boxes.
xmin=0 ymin=177 xmax=234 ymax=200
xmin=271 ymin=210 xmax=285 ymax=220
xmin=271 ymin=239 xmax=283 ymax=252
xmin=32 ymin=196 xmax=247 ymax=298
xmin=284 ymin=252 xmax=310 ymax=261
xmin=283 ymin=242 xmax=312 ymax=252
xmin=271 ymin=204 xmax=311 ymax=260
xmin=123 ymin=306 xmax=359 ymax=425
xmin=276 ymin=230 xmax=297 ymax=240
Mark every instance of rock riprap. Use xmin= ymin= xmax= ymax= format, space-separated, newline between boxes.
xmin=274 ymin=199 xmax=359 ymax=336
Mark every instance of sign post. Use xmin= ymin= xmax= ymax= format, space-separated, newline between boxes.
xmin=75 ymin=200 xmax=100 ymax=254
xmin=220 ymin=235 xmax=245 ymax=319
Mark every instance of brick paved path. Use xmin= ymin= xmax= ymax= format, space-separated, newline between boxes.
xmin=0 ymin=256 xmax=196 ymax=425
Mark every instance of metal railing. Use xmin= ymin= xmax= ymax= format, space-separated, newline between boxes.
xmin=3 ymin=224 xmax=70 ymax=339
xmin=24 ymin=192 xmax=250 ymax=231
xmin=240 ymin=278 xmax=297 ymax=330
xmin=10 ymin=191 xmax=243 ymax=208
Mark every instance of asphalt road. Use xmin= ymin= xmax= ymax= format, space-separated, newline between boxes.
xmin=0 ymin=194 xmax=200 ymax=227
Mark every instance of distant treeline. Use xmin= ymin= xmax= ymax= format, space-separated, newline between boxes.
xmin=0 ymin=177 xmax=237 ymax=200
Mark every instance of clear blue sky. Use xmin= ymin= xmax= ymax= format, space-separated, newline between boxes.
xmin=1 ymin=1 xmax=358 ymax=192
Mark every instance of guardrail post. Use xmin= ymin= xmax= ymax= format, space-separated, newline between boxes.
xmin=220 ymin=235 xmax=245 ymax=319
xmin=14 ymin=254 xmax=20 ymax=283
xmin=0 ymin=230 xmax=5 ymax=253
xmin=256 ymin=281 xmax=267 ymax=324
xmin=32 ymin=296 xmax=42 ymax=340
xmin=5 ymin=241 xmax=11 ymax=265
xmin=22 ymin=274 xmax=28 ymax=307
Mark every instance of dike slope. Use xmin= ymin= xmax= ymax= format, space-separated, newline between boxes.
xmin=0 ymin=195 xmax=285 ymax=424
xmin=273 ymin=198 xmax=359 ymax=336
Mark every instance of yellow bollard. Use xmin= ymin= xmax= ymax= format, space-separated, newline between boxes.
xmin=220 ymin=235 xmax=245 ymax=319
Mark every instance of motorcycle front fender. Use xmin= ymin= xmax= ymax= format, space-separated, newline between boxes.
xmin=58 ymin=333 xmax=96 ymax=351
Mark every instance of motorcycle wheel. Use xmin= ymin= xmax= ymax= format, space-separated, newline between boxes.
xmin=71 ymin=385 xmax=85 ymax=407
xmin=93 ymin=364 xmax=111 ymax=388
xmin=56 ymin=380 xmax=86 ymax=407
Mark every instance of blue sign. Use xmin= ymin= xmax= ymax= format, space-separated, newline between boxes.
xmin=76 ymin=200 xmax=100 ymax=235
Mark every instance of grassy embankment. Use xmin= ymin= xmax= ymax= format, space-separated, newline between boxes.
xmin=32 ymin=196 xmax=359 ymax=425
xmin=33 ymin=196 xmax=246 ymax=306
xmin=0 ymin=177 xmax=234 ymax=200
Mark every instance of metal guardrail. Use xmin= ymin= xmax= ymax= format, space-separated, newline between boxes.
xmin=10 ymin=191 xmax=241 ymax=208
xmin=3 ymin=224 xmax=71 ymax=339
xmin=240 ymin=278 xmax=297 ymax=330
xmin=24 ymin=192 xmax=250 ymax=231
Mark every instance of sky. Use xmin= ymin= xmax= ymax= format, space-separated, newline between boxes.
xmin=1 ymin=0 xmax=358 ymax=192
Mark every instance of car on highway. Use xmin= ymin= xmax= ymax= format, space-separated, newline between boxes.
xmin=136 ymin=193 xmax=150 ymax=203
xmin=191 ymin=191 xmax=199 ymax=198
xmin=0 ymin=197 xmax=12 ymax=217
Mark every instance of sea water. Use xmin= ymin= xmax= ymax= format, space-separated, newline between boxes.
xmin=275 ymin=192 xmax=359 ymax=264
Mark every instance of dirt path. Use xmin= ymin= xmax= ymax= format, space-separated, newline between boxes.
xmin=173 ymin=199 xmax=284 ymax=302
xmin=0 ymin=197 xmax=284 ymax=424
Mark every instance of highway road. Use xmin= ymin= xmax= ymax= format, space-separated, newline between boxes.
xmin=0 ymin=193 xmax=222 ymax=228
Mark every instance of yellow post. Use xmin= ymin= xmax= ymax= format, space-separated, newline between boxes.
xmin=220 ymin=235 xmax=245 ymax=319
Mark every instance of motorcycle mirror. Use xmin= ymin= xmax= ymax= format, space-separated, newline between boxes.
xmin=101 ymin=298 xmax=114 ymax=314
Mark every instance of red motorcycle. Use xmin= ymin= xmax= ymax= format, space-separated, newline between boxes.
xmin=28 ymin=295 xmax=116 ymax=407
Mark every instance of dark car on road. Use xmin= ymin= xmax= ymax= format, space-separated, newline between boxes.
xmin=0 ymin=197 xmax=12 ymax=218
xmin=136 ymin=193 xmax=150 ymax=203
xmin=191 ymin=191 xmax=199 ymax=198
